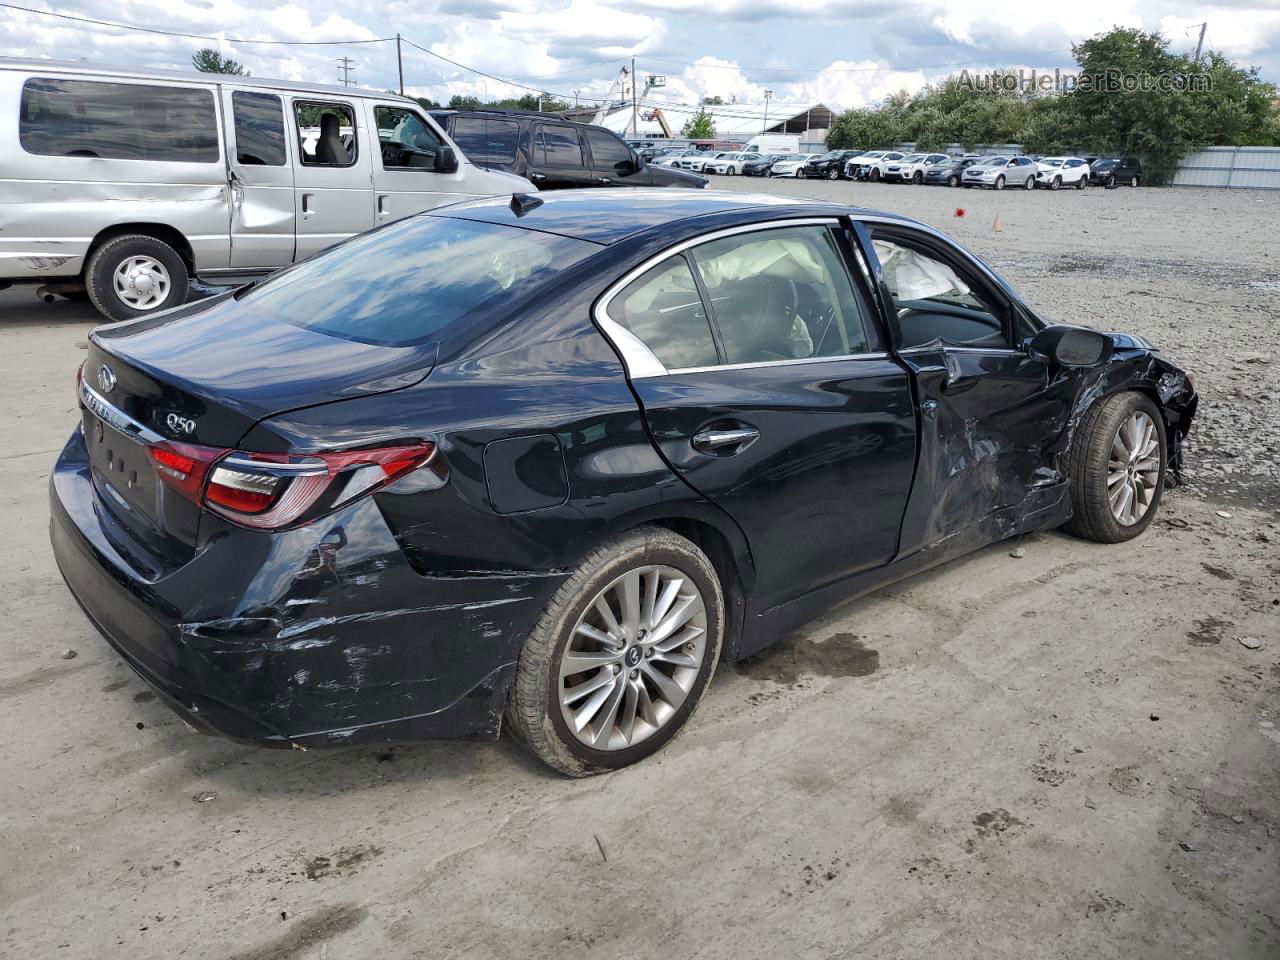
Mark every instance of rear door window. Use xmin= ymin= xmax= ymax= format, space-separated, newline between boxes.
xmin=606 ymin=257 xmax=719 ymax=369
xmin=535 ymin=124 xmax=584 ymax=166
xmin=231 ymin=91 xmax=286 ymax=166
xmin=691 ymin=225 xmax=872 ymax=364
xmin=19 ymin=77 xmax=219 ymax=162
xmin=449 ymin=116 xmax=519 ymax=164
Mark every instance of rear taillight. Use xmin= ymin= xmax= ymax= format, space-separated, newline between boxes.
xmin=147 ymin=440 xmax=439 ymax=530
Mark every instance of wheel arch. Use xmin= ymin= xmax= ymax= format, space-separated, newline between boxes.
xmin=84 ymin=223 xmax=196 ymax=275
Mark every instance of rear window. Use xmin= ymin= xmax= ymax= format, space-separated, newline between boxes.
xmin=19 ymin=78 xmax=219 ymax=163
xmin=239 ymin=216 xmax=599 ymax=347
xmin=450 ymin=116 xmax=519 ymax=164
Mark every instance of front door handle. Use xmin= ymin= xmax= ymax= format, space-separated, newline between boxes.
xmin=529 ymin=172 xmax=547 ymax=182
xmin=597 ymin=177 xmax=612 ymax=184
xmin=692 ymin=427 xmax=759 ymax=451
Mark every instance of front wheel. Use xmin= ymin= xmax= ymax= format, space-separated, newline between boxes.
xmin=796 ymin=169 xmax=806 ymax=178
xmin=948 ymin=175 xmax=960 ymax=187
xmin=85 ymin=234 xmax=189 ymax=322
xmin=912 ymin=171 xmax=923 ymax=184
xmin=1076 ymin=175 xmax=1086 ymax=190
xmin=506 ymin=526 xmax=725 ymax=776
xmin=1129 ymin=175 xmax=1139 ymax=187
xmin=869 ymin=169 xmax=881 ymax=182
xmin=1063 ymin=392 xmax=1167 ymax=543
xmin=1050 ymin=176 xmax=1061 ymax=191
xmin=994 ymin=175 xmax=1005 ymax=190
xmin=1024 ymin=175 xmax=1036 ymax=190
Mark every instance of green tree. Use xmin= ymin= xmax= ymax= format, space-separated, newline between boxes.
xmin=415 ymin=96 xmax=442 ymax=111
xmin=191 ymin=48 xmax=246 ymax=75
xmin=681 ymin=107 xmax=715 ymax=139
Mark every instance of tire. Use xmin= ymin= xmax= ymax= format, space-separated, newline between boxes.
xmin=911 ymin=171 xmax=922 ymax=184
xmin=1106 ymin=175 xmax=1116 ymax=189
xmin=1129 ymin=176 xmax=1139 ymax=188
xmin=1050 ymin=176 xmax=1061 ymax=191
xmin=796 ymin=169 xmax=807 ymax=178
xmin=506 ymin=526 xmax=726 ymax=776
xmin=948 ymin=175 xmax=960 ymax=187
xmin=1062 ymin=391 xmax=1167 ymax=544
xmin=726 ymin=167 xmax=736 ymax=176
xmin=1024 ymin=175 xmax=1036 ymax=190
xmin=994 ymin=175 xmax=1005 ymax=190
xmin=869 ymin=169 xmax=881 ymax=182
xmin=1076 ymin=175 xmax=1086 ymax=190
xmin=85 ymin=234 xmax=188 ymax=322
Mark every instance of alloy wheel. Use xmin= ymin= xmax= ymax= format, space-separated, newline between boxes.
xmin=1107 ymin=411 xmax=1161 ymax=526
xmin=558 ymin=565 xmax=707 ymax=751
xmin=112 ymin=255 xmax=171 ymax=310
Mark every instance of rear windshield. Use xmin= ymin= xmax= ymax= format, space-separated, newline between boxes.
xmin=240 ymin=216 xmax=599 ymax=347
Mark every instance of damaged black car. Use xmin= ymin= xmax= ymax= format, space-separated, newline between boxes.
xmin=50 ymin=190 xmax=1198 ymax=776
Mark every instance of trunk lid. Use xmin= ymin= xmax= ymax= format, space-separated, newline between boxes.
xmin=81 ymin=295 xmax=436 ymax=560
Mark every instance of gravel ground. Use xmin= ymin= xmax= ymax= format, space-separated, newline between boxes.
xmin=1 ymin=183 xmax=1278 ymax=960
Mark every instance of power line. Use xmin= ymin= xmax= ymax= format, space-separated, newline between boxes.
xmin=0 ymin=2 xmax=393 ymax=45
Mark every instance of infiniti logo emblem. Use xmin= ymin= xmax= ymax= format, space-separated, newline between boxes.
xmin=97 ymin=364 xmax=117 ymax=393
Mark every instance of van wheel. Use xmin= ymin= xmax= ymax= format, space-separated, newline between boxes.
xmin=85 ymin=235 xmax=188 ymax=322
xmin=506 ymin=526 xmax=725 ymax=776
xmin=1063 ymin=392 xmax=1167 ymax=544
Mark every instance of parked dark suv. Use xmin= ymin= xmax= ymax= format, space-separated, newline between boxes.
xmin=1090 ymin=157 xmax=1142 ymax=187
xmin=803 ymin=149 xmax=860 ymax=180
xmin=430 ymin=109 xmax=706 ymax=189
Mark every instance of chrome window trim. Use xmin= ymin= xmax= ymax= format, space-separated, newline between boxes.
xmin=669 ymin=352 xmax=890 ymax=375
xmin=897 ymin=345 xmax=1024 ymax=356
xmin=79 ymin=381 xmax=163 ymax=445
xmin=593 ymin=217 xmax=856 ymax=380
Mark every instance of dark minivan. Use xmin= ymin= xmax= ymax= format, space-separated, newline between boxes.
xmin=431 ymin=109 xmax=706 ymax=189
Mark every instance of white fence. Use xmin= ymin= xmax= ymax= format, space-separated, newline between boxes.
xmin=1173 ymin=146 xmax=1280 ymax=190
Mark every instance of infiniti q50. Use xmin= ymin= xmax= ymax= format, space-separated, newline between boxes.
xmin=50 ymin=190 xmax=1198 ymax=775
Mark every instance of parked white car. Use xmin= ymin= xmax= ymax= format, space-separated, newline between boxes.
xmin=674 ymin=151 xmax=731 ymax=173
xmin=704 ymin=152 xmax=761 ymax=176
xmin=1035 ymin=156 xmax=1091 ymax=190
xmin=770 ymin=154 xmax=820 ymax=177
xmin=883 ymin=152 xmax=950 ymax=184
xmin=851 ymin=151 xmax=906 ymax=181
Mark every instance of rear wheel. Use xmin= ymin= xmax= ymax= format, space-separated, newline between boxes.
xmin=507 ymin=526 xmax=725 ymax=776
xmin=85 ymin=234 xmax=188 ymax=322
xmin=1063 ymin=392 xmax=1167 ymax=543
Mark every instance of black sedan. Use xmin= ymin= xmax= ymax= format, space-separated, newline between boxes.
xmin=51 ymin=191 xmax=1197 ymax=776
xmin=742 ymin=154 xmax=784 ymax=177
xmin=924 ymin=155 xmax=982 ymax=186
xmin=803 ymin=149 xmax=861 ymax=179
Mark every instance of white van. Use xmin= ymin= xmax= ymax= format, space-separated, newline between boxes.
xmin=0 ymin=58 xmax=532 ymax=320
xmin=741 ymin=134 xmax=800 ymax=155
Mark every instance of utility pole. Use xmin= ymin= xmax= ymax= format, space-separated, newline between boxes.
xmin=396 ymin=35 xmax=404 ymax=96
xmin=763 ymin=89 xmax=773 ymax=133
xmin=573 ymin=89 xmax=581 ymax=108
xmin=631 ymin=57 xmax=638 ymax=137
xmin=1193 ymin=22 xmax=1207 ymax=62
xmin=336 ymin=57 xmax=355 ymax=87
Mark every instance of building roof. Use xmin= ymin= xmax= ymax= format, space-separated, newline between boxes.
xmin=596 ymin=101 xmax=837 ymax=138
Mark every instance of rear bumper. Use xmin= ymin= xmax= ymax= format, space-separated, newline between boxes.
xmin=49 ymin=428 xmax=565 ymax=747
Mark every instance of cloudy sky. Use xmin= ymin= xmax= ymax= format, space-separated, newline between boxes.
xmin=1 ymin=0 xmax=1277 ymax=112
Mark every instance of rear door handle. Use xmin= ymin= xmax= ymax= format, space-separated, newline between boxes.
xmin=377 ymin=194 xmax=389 ymax=218
xmin=301 ymin=193 xmax=314 ymax=216
xmin=597 ymin=177 xmax=612 ymax=185
xmin=692 ymin=427 xmax=759 ymax=451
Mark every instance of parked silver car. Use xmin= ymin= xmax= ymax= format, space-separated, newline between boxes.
xmin=0 ymin=57 xmax=531 ymax=320
xmin=961 ymin=155 xmax=1040 ymax=190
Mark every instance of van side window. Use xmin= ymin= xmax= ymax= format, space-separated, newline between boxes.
xmin=450 ymin=117 xmax=519 ymax=164
xmin=374 ymin=106 xmax=442 ymax=169
xmin=19 ymin=78 xmax=218 ymax=163
xmin=294 ymin=101 xmax=357 ymax=167
xmin=231 ymin=92 xmax=286 ymax=166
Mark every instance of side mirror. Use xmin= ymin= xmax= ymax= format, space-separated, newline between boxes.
xmin=434 ymin=146 xmax=458 ymax=174
xmin=1027 ymin=325 xmax=1112 ymax=367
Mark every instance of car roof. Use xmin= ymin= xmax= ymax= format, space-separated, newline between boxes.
xmin=431 ymin=189 xmax=918 ymax=245
xmin=0 ymin=56 xmax=416 ymax=103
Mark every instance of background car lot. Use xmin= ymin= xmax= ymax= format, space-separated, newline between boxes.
xmin=1 ymin=182 xmax=1277 ymax=959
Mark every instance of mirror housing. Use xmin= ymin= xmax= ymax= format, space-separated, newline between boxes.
xmin=1027 ymin=325 xmax=1112 ymax=367
xmin=434 ymin=146 xmax=458 ymax=174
